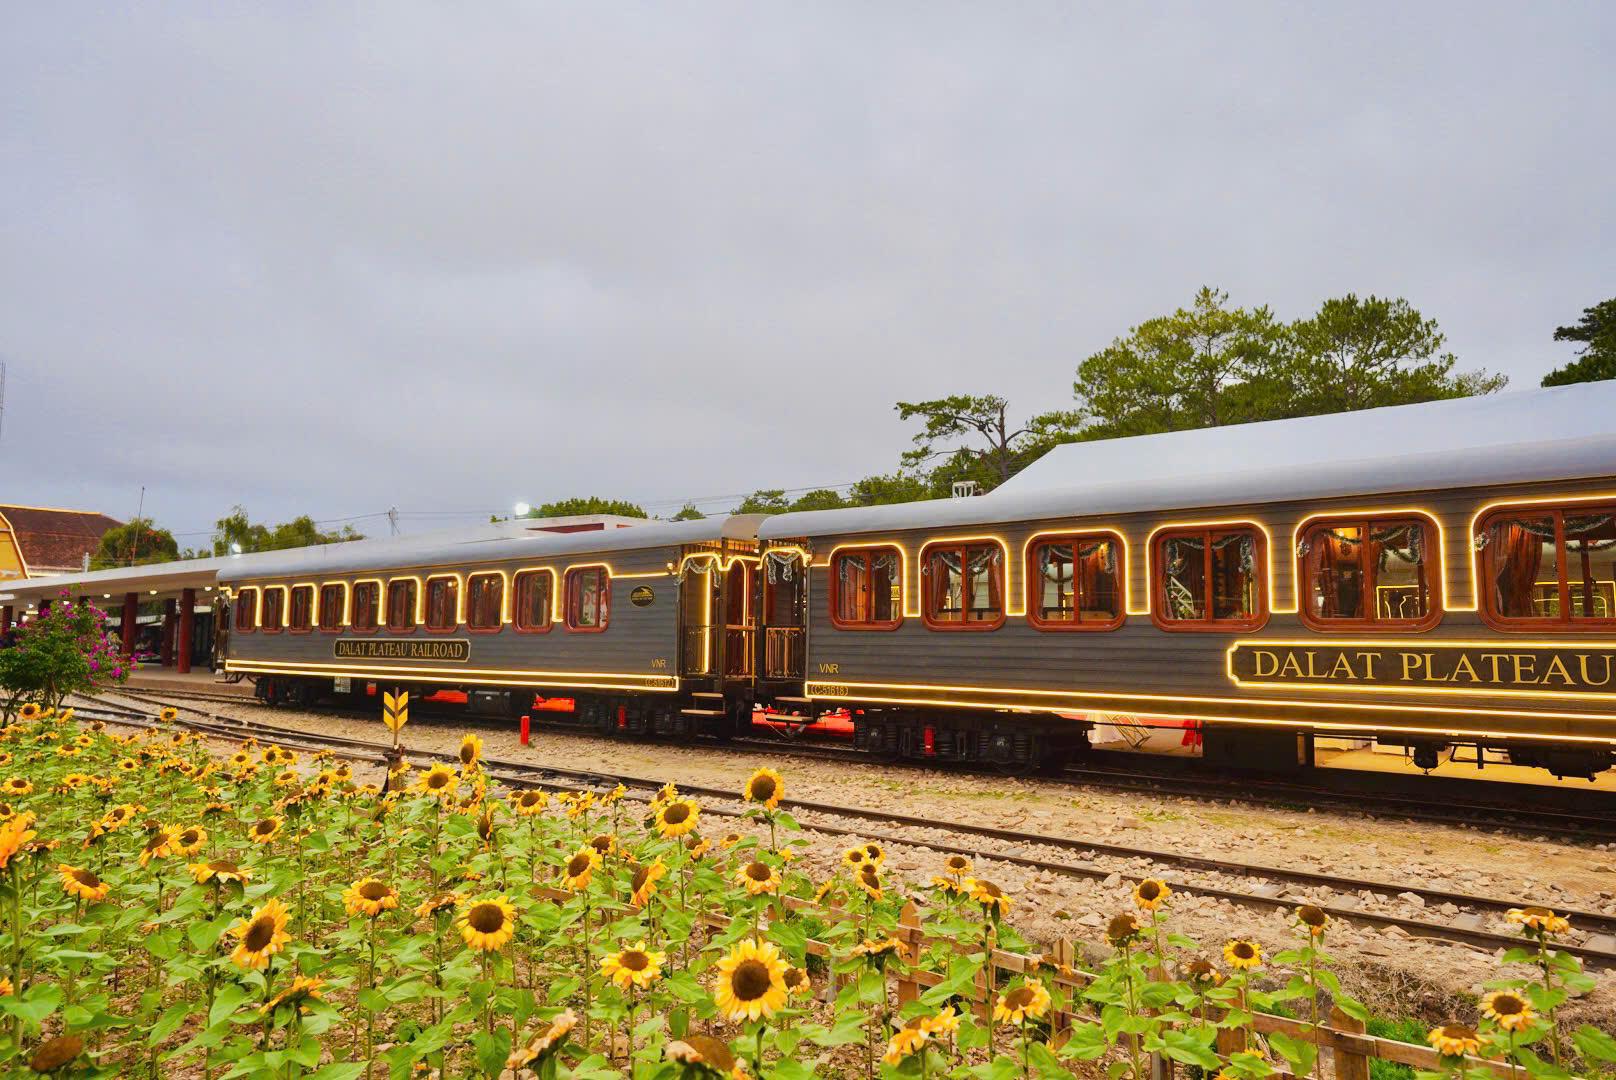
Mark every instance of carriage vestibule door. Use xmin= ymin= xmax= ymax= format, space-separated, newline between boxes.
xmin=722 ymin=561 xmax=756 ymax=678
xmin=761 ymin=551 xmax=807 ymax=679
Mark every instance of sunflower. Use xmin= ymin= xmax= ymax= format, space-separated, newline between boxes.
xmin=630 ymin=860 xmax=667 ymax=907
xmin=138 ymin=827 xmax=176 ymax=867
xmin=922 ymin=1006 xmax=961 ymax=1038
xmin=601 ymin=940 xmax=666 ymax=990
xmin=511 ymin=790 xmax=549 ymax=816
xmin=1505 ymin=906 xmax=1570 ymax=935
xmin=230 ymin=897 xmax=292 ymax=969
xmin=190 ymin=860 xmax=250 ymax=886
xmin=842 ymin=847 xmax=866 ymax=870
xmin=712 ymin=939 xmax=789 ymax=1023
xmin=343 ymin=877 xmax=399 ymax=918
xmin=855 ymin=864 xmax=884 ymax=901
xmin=159 ymin=707 xmax=179 ymax=722
xmin=943 ymin=854 xmax=972 ymax=877
xmin=994 ymin=980 xmax=1052 ymax=1026
xmin=57 ymin=864 xmax=111 ymax=902
xmin=0 ymin=975 xmax=10 ymax=996
xmin=665 ymin=1034 xmax=741 ymax=1077
xmin=589 ymin=833 xmax=616 ymax=857
xmin=273 ymin=769 xmax=301 ymax=789
xmin=415 ymin=892 xmax=462 ymax=919
xmin=719 ymin=832 xmax=744 ymax=850
xmin=99 ymin=804 xmax=139 ymax=831
xmin=560 ymin=846 xmax=602 ymax=892
xmin=686 ymin=835 xmax=711 ymax=859
xmin=508 ymin=1010 xmax=578 ymax=1072
xmin=203 ymin=801 xmax=232 ymax=817
xmin=1134 ymin=878 xmax=1170 ymax=911
xmin=1108 ymin=913 xmax=1143 ymax=947
xmin=2 ymin=777 xmax=32 ymax=797
xmin=458 ymin=895 xmax=518 ymax=951
xmin=1223 ymin=939 xmax=1262 ymax=970
xmin=883 ymin=1023 xmax=930 ymax=1066
xmin=1479 ymin=990 xmax=1535 ymax=1032
xmin=851 ymin=936 xmax=906 ymax=968
xmin=170 ymin=826 xmax=207 ymax=857
xmin=656 ymin=798 xmax=700 ymax=838
xmin=117 ymin=758 xmax=139 ymax=774
xmin=0 ymin=815 xmax=33 ymax=871
xmin=17 ymin=704 xmax=40 ymax=721
xmin=1182 ymin=956 xmax=1221 ymax=987
xmin=248 ymin=817 xmax=283 ymax=845
xmin=416 ymin=764 xmax=459 ymax=800
xmin=0 ymin=754 xmax=10 ymax=768
xmin=261 ymin=746 xmax=282 ymax=765
xmin=55 ymin=744 xmax=82 ymax=759
xmin=1296 ymin=904 xmax=1330 ymax=936
xmin=458 ymin=734 xmax=483 ymax=768
xmin=263 ymin=975 xmax=325 ymax=1016
xmin=1428 ymin=1023 xmax=1481 ymax=1058
xmin=970 ymin=878 xmax=1012 ymax=918
xmin=863 ymin=842 xmax=885 ymax=866
xmin=743 ymin=767 xmax=783 ymax=810
xmin=783 ymin=965 xmax=811 ymax=997
xmin=736 ymin=860 xmax=782 ymax=896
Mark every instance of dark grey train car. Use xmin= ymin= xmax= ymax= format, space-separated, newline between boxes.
xmin=219 ymin=516 xmax=766 ymax=736
xmin=757 ymin=385 xmax=1616 ymax=777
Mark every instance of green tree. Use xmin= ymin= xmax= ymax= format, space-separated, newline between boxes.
xmin=846 ymin=472 xmax=932 ymax=506
xmin=210 ymin=506 xmax=363 ymax=555
xmin=733 ymin=490 xmax=791 ymax=515
xmin=1286 ymin=293 xmax=1505 ymax=413
xmin=786 ymin=489 xmax=847 ymax=512
xmin=89 ymin=518 xmax=181 ymax=569
xmin=0 ymin=595 xmax=129 ymax=717
xmin=524 ymin=497 xmax=648 ymax=520
xmin=1070 ymin=286 xmax=1286 ymax=438
xmin=894 ymin=394 xmax=1063 ymax=493
xmin=1542 ymin=298 xmax=1616 ymax=387
xmin=670 ymin=503 xmax=706 ymax=521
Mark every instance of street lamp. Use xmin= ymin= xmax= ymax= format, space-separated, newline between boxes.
xmin=513 ymin=502 xmax=531 ymax=518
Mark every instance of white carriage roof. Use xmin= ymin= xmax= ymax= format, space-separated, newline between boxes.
xmin=757 ymin=381 xmax=1616 ymax=540
xmin=218 ymin=515 xmax=767 ymax=582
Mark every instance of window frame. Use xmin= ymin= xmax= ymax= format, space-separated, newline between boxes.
xmin=288 ymin=585 xmax=316 ymax=634
xmin=828 ymin=545 xmax=906 ymax=631
xmin=385 ymin=578 xmax=418 ymax=634
xmin=423 ymin=574 xmax=461 ymax=633
xmin=1149 ymin=524 xmax=1269 ymax=633
xmin=511 ymin=568 xmax=555 ymax=634
xmin=349 ymin=579 xmax=382 ymax=634
xmin=317 ymin=583 xmax=346 ymax=634
xmin=1477 ymin=503 xmax=1616 ymax=632
xmin=465 ymin=571 xmax=506 ymax=633
xmin=259 ymin=585 xmax=287 ymax=634
xmin=564 ymin=565 xmax=611 ymax=633
xmin=233 ymin=587 xmax=258 ymax=634
xmin=919 ymin=539 xmax=1007 ymax=632
xmin=1296 ymin=514 xmax=1442 ymax=633
xmin=1024 ymin=530 xmax=1127 ymax=632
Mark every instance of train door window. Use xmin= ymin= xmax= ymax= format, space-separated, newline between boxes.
xmin=829 ymin=547 xmax=903 ymax=629
xmin=921 ymin=541 xmax=1005 ymax=630
xmin=425 ymin=575 xmax=460 ymax=632
xmin=317 ymin=584 xmax=345 ymax=632
xmin=1027 ymin=533 xmax=1124 ymax=630
xmin=566 ymin=567 xmax=609 ymax=631
xmin=1300 ymin=517 xmax=1436 ymax=630
xmin=350 ymin=582 xmax=379 ymax=632
xmin=1481 ymin=505 xmax=1616 ymax=628
xmin=288 ymin=586 xmax=314 ymax=633
xmin=763 ymin=552 xmax=807 ymax=628
xmin=260 ymin=587 xmax=286 ymax=633
xmin=386 ymin=580 xmax=417 ymax=632
xmin=1153 ymin=526 xmax=1266 ymax=631
xmin=512 ymin=570 xmax=553 ymax=632
xmin=233 ymin=588 xmax=258 ymax=633
xmin=466 ymin=573 xmax=504 ymax=631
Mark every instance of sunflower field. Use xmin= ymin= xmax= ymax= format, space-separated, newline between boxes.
xmin=0 ymin=706 xmax=1613 ymax=1080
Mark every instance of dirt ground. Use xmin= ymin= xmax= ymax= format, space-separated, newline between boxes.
xmin=105 ymin=694 xmax=1616 ymax=1030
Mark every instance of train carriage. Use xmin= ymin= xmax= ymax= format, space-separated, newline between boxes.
xmin=754 ymin=383 xmax=1616 ymax=778
xmin=218 ymin=516 xmax=767 ymax=738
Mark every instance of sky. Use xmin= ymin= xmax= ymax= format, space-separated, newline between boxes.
xmin=2 ymin=4 xmax=1612 ymax=545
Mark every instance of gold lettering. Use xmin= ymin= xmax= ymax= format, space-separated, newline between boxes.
xmin=1252 ymin=650 xmax=1280 ymax=677
xmin=1278 ymin=653 xmax=1305 ymax=678
xmin=1577 ymin=653 xmax=1614 ymax=687
xmin=1329 ymin=653 xmax=1357 ymax=680
xmin=1511 ymin=654 xmax=1537 ymax=684
xmin=1399 ymin=652 xmax=1424 ymax=681
xmin=1541 ymin=655 xmax=1574 ymax=686
xmin=1480 ymin=653 xmax=1508 ymax=682
xmin=1303 ymin=651 xmax=1324 ymax=678
xmin=1422 ymin=652 xmax=1448 ymax=682
xmin=1356 ymin=651 xmax=1381 ymax=679
xmin=1449 ymin=653 xmax=1480 ymax=683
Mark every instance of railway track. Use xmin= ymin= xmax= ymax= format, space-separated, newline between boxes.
xmin=109 ymin=684 xmax=1616 ymax=845
xmin=72 ymin=692 xmax=1616 ymax=968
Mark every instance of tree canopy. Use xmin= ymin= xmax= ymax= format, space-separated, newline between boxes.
xmin=1542 ymin=298 xmax=1616 ymax=387
xmin=210 ymin=507 xmax=363 ymax=557
xmin=522 ymin=497 xmax=648 ymax=520
xmin=89 ymin=518 xmax=181 ymax=570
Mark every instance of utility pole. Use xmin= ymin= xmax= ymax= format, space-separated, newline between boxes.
xmin=126 ymin=486 xmax=146 ymax=566
xmin=387 ymin=506 xmax=399 ymax=536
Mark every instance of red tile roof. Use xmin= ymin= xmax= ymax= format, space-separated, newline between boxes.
xmin=0 ymin=505 xmax=123 ymax=575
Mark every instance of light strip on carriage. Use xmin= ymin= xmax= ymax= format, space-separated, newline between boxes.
xmin=802 ymin=676 xmax=1616 ymax=725
xmin=1285 ymin=508 xmax=1450 ymax=614
xmin=225 ymin=656 xmax=680 ymax=688
xmin=350 ymin=578 xmax=384 ymax=627
xmin=1224 ymin=637 xmax=1616 ymax=701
